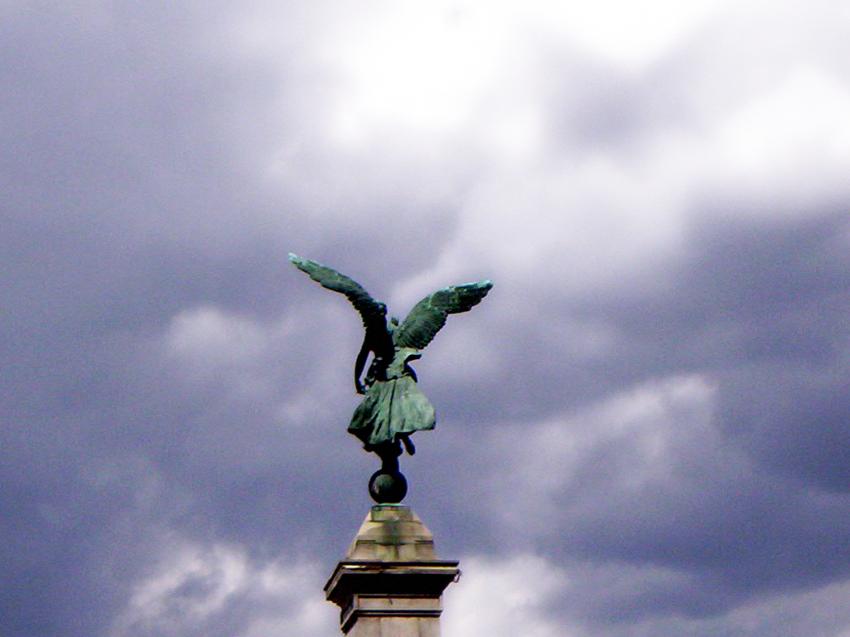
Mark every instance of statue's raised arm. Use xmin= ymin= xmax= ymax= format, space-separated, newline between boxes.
xmin=288 ymin=253 xmax=394 ymax=394
xmin=289 ymin=253 xmax=493 ymax=504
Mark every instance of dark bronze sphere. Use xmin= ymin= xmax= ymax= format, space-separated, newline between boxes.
xmin=368 ymin=470 xmax=408 ymax=504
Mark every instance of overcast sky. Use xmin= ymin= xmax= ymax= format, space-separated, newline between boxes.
xmin=2 ymin=1 xmax=850 ymax=636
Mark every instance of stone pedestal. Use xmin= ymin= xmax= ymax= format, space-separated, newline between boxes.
xmin=325 ymin=505 xmax=459 ymax=636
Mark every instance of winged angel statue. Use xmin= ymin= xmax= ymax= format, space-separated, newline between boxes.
xmin=290 ymin=253 xmax=492 ymax=502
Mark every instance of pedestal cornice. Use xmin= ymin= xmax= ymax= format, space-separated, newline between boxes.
xmin=325 ymin=505 xmax=460 ymax=635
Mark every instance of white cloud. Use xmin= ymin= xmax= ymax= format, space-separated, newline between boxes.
xmin=717 ymin=579 xmax=850 ymax=637
xmin=601 ymin=576 xmax=850 ymax=637
xmin=211 ymin=0 xmax=850 ymax=311
xmin=443 ymin=551 xmax=850 ymax=637
xmin=477 ymin=374 xmax=719 ymax=535
xmin=111 ymin=538 xmax=337 ymax=637
xmin=443 ymin=554 xmax=579 ymax=637
xmin=165 ymin=306 xmax=273 ymax=367
xmin=325 ymin=3 xmax=516 ymax=143
xmin=110 ymin=536 xmax=850 ymax=637
xmin=320 ymin=0 xmax=728 ymax=146
xmin=159 ymin=306 xmax=283 ymax=404
xmin=709 ymin=65 xmax=850 ymax=204
xmin=519 ymin=0 xmax=727 ymax=70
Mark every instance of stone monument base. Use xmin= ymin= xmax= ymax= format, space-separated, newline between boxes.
xmin=325 ymin=505 xmax=459 ymax=636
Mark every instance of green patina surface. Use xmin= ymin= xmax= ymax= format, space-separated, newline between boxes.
xmin=290 ymin=253 xmax=492 ymax=501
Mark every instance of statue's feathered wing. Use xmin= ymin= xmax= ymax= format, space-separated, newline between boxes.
xmin=394 ymin=280 xmax=493 ymax=350
xmin=288 ymin=253 xmax=385 ymax=326
xmin=289 ymin=253 xmax=396 ymax=393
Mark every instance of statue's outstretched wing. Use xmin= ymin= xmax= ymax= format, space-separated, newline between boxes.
xmin=394 ymin=280 xmax=493 ymax=350
xmin=288 ymin=253 xmax=385 ymax=326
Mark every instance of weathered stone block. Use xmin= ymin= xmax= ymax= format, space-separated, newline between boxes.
xmin=326 ymin=506 xmax=459 ymax=636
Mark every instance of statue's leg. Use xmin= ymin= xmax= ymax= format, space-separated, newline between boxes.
xmin=399 ymin=434 xmax=415 ymax=456
xmin=377 ymin=440 xmax=401 ymax=473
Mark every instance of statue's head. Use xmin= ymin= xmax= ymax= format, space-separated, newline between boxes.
xmin=390 ymin=316 xmax=400 ymax=327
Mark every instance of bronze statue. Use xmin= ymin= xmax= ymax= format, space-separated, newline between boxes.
xmin=289 ymin=253 xmax=492 ymax=502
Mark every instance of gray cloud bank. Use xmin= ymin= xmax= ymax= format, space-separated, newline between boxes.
xmin=1 ymin=2 xmax=849 ymax=636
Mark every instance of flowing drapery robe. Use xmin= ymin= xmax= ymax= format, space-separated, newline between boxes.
xmin=348 ymin=347 xmax=435 ymax=450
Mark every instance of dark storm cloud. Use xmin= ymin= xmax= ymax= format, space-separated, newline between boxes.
xmin=0 ymin=3 xmax=469 ymax=635
xmin=579 ymin=210 xmax=850 ymax=490
xmin=3 ymin=2 xmax=850 ymax=637
xmin=1 ymin=4 xmax=315 ymax=635
xmin=424 ymin=206 xmax=850 ymax=632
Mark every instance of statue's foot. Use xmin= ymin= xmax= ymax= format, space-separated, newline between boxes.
xmin=368 ymin=469 xmax=408 ymax=504
xmin=400 ymin=435 xmax=415 ymax=455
